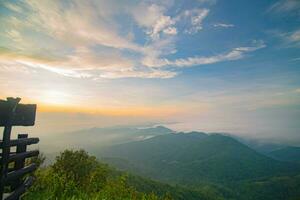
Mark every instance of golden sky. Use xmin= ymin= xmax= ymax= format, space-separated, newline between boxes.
xmin=1 ymin=0 xmax=300 ymax=144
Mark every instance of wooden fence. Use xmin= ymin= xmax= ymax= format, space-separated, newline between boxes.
xmin=0 ymin=98 xmax=39 ymax=200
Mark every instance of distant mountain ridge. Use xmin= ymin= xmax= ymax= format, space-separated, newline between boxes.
xmin=40 ymin=125 xmax=174 ymax=153
xmin=39 ymin=125 xmax=300 ymax=199
xmin=101 ymin=131 xmax=300 ymax=185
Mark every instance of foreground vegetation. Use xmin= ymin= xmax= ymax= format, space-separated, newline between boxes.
xmin=24 ymin=149 xmax=300 ymax=200
xmin=24 ymin=150 xmax=171 ymax=200
xmin=24 ymin=150 xmax=228 ymax=200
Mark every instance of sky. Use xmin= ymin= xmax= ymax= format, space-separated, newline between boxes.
xmin=0 ymin=0 xmax=300 ymax=144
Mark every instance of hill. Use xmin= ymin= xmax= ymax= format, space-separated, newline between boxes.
xmin=40 ymin=125 xmax=174 ymax=154
xmin=268 ymin=146 xmax=300 ymax=163
xmin=25 ymin=149 xmax=230 ymax=200
xmin=25 ymin=148 xmax=300 ymax=200
xmin=101 ymin=132 xmax=299 ymax=185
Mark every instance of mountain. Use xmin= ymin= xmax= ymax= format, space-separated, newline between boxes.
xmin=40 ymin=125 xmax=174 ymax=154
xmin=101 ymin=132 xmax=299 ymax=186
xmin=36 ymin=126 xmax=300 ymax=200
xmin=268 ymin=146 xmax=300 ymax=163
xmin=26 ymin=149 xmax=234 ymax=200
xmin=231 ymin=136 xmax=286 ymax=155
xmin=126 ymin=174 xmax=235 ymax=200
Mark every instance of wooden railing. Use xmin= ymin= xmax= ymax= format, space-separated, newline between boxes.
xmin=0 ymin=98 xmax=39 ymax=200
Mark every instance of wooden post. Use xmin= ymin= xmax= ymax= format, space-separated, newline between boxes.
xmin=0 ymin=126 xmax=12 ymax=198
xmin=0 ymin=98 xmax=37 ymax=199
xmin=0 ymin=98 xmax=20 ymax=199
xmin=11 ymin=134 xmax=28 ymax=196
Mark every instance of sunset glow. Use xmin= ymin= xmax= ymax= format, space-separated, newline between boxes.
xmin=0 ymin=0 xmax=299 ymax=143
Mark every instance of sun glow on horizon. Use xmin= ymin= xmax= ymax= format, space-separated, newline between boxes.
xmin=38 ymin=90 xmax=74 ymax=106
xmin=0 ymin=0 xmax=299 ymax=142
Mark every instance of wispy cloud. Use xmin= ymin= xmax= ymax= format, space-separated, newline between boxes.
xmin=98 ymin=69 xmax=177 ymax=79
xmin=291 ymin=57 xmax=300 ymax=61
xmin=142 ymin=41 xmax=266 ymax=68
xmin=213 ymin=23 xmax=234 ymax=28
xmin=287 ymin=29 xmax=300 ymax=44
xmin=0 ymin=0 xmax=264 ymax=79
xmin=130 ymin=3 xmax=177 ymax=40
xmin=197 ymin=0 xmax=217 ymax=5
xmin=180 ymin=9 xmax=210 ymax=34
xmin=268 ymin=0 xmax=300 ymax=15
xmin=271 ymin=29 xmax=300 ymax=48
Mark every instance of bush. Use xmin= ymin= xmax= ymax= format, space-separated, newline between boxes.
xmin=24 ymin=149 xmax=170 ymax=200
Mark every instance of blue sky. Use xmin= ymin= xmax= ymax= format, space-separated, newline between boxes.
xmin=0 ymin=0 xmax=300 ymax=144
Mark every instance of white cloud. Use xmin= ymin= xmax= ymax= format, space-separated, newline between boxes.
xmin=214 ymin=23 xmax=235 ymax=28
xmin=197 ymin=0 xmax=217 ymax=5
xmin=288 ymin=29 xmax=300 ymax=43
xmin=130 ymin=3 xmax=177 ymax=40
xmin=99 ymin=69 xmax=177 ymax=79
xmin=143 ymin=41 xmax=266 ymax=68
xmin=163 ymin=27 xmax=177 ymax=35
xmin=273 ymin=29 xmax=300 ymax=47
xmin=130 ymin=3 xmax=164 ymax=27
xmin=268 ymin=0 xmax=300 ymax=15
xmin=179 ymin=9 xmax=210 ymax=34
xmin=130 ymin=4 xmax=210 ymax=37
xmin=15 ymin=0 xmax=141 ymax=51
xmin=3 ymin=2 xmax=23 ymax=13
xmin=149 ymin=15 xmax=176 ymax=39
xmin=0 ymin=0 xmax=265 ymax=79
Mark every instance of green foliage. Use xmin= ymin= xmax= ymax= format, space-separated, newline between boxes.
xmin=234 ymin=175 xmax=300 ymax=200
xmin=101 ymin=133 xmax=300 ymax=200
xmin=26 ymin=152 xmax=46 ymax=167
xmin=23 ymin=148 xmax=300 ymax=200
xmin=23 ymin=150 xmax=178 ymax=200
xmin=102 ymin=133 xmax=300 ymax=185
xmin=125 ymin=174 xmax=233 ymax=200
xmin=52 ymin=150 xmax=101 ymax=187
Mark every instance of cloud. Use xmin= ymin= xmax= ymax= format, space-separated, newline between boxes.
xmin=130 ymin=3 xmax=177 ymax=40
xmin=149 ymin=15 xmax=177 ymax=39
xmin=98 ymin=69 xmax=178 ymax=79
xmin=295 ymin=88 xmax=300 ymax=93
xmin=291 ymin=57 xmax=300 ymax=61
xmin=2 ymin=0 xmax=141 ymax=51
xmin=287 ymin=29 xmax=300 ymax=43
xmin=142 ymin=41 xmax=266 ymax=68
xmin=268 ymin=0 xmax=300 ymax=15
xmin=0 ymin=46 xmax=178 ymax=79
xmin=272 ymin=29 xmax=300 ymax=48
xmin=213 ymin=23 xmax=235 ymax=28
xmin=3 ymin=2 xmax=23 ymax=13
xmin=0 ymin=53 xmax=170 ymax=81
xmin=0 ymin=0 xmax=265 ymax=79
xmin=131 ymin=4 xmax=210 ymax=37
xmin=197 ymin=0 xmax=217 ymax=5
xmin=163 ymin=27 xmax=177 ymax=35
xmin=179 ymin=9 xmax=210 ymax=34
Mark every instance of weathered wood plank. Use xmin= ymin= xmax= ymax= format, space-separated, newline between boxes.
xmin=0 ymin=138 xmax=39 ymax=148
xmin=6 ymin=164 xmax=37 ymax=182
xmin=5 ymin=176 xmax=34 ymax=200
xmin=8 ymin=150 xmax=39 ymax=163
xmin=0 ymin=100 xmax=36 ymax=127
xmin=11 ymin=134 xmax=28 ymax=193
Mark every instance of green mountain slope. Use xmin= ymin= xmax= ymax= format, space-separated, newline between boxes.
xmin=40 ymin=125 xmax=174 ymax=154
xmin=268 ymin=146 xmax=300 ymax=163
xmin=102 ymin=132 xmax=299 ymax=185
xmin=25 ymin=149 xmax=230 ymax=200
